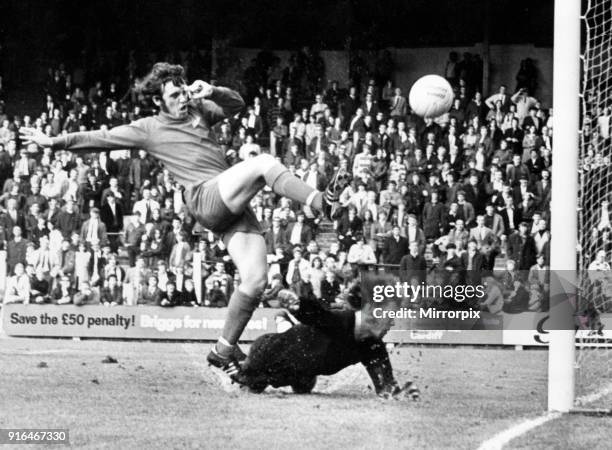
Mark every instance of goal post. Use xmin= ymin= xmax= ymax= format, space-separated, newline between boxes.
xmin=547 ymin=0 xmax=581 ymax=413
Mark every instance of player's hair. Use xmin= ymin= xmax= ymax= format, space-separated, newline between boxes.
xmin=136 ymin=62 xmax=186 ymax=99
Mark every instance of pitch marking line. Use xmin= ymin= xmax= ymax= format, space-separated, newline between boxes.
xmin=476 ymin=412 xmax=562 ymax=450
xmin=477 ymin=382 xmax=612 ymax=450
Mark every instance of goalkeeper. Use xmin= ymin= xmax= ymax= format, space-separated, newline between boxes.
xmin=234 ymin=282 xmax=420 ymax=399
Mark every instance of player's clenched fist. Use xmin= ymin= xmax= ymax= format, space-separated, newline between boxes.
xmin=187 ymin=80 xmax=214 ymax=100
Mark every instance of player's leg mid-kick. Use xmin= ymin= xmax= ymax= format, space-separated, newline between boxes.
xmin=201 ymin=152 xmax=344 ymax=376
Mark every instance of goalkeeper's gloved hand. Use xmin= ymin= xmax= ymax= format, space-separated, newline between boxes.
xmin=377 ymin=381 xmax=420 ymax=401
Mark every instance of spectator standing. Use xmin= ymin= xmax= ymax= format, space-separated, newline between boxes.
xmin=132 ymin=188 xmax=160 ymax=224
xmin=56 ymin=199 xmax=81 ymax=238
xmin=382 ymin=225 xmax=408 ymax=265
xmin=7 ymin=226 xmax=28 ymax=273
xmin=405 ymin=214 xmax=426 ymax=256
xmin=74 ymin=242 xmax=91 ymax=287
xmin=285 ymin=246 xmax=311 ymax=290
xmin=347 ymin=235 xmax=376 ymax=266
xmin=337 ymin=206 xmax=363 ymax=251
xmin=422 ymin=191 xmax=445 ymax=240
xmin=130 ymin=150 xmax=156 ymax=200
xmin=507 ymin=222 xmax=538 ymax=270
xmin=0 ymin=198 xmax=26 ymax=238
xmin=286 ymin=211 xmax=313 ymax=247
xmin=100 ymin=195 xmax=124 ymax=251
xmin=308 ymin=257 xmax=325 ymax=300
xmin=125 ymin=257 xmax=151 ymax=305
xmin=389 ymin=87 xmax=407 ymax=120
xmin=80 ymin=207 xmax=108 ymax=247
xmin=320 ymin=270 xmax=341 ymax=306
xmin=399 ymin=242 xmax=427 ymax=284
xmin=511 ymin=88 xmax=539 ymax=125
xmin=485 ymin=85 xmax=512 ymax=113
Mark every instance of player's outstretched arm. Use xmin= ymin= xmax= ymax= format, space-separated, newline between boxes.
xmin=361 ymin=341 xmax=396 ymax=392
xmin=189 ymin=80 xmax=245 ymax=126
xmin=20 ymin=123 xmax=148 ymax=152
xmin=361 ymin=341 xmax=420 ymax=400
xmin=19 ymin=127 xmax=52 ymax=148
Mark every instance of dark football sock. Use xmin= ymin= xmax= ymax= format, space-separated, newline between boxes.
xmin=305 ymin=190 xmax=324 ymax=211
xmin=219 ymin=288 xmax=258 ymax=352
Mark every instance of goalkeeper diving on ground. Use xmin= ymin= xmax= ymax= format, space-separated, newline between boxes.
xmin=233 ymin=280 xmax=420 ymax=399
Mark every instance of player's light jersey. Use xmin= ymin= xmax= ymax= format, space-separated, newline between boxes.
xmin=50 ymin=87 xmax=245 ymax=188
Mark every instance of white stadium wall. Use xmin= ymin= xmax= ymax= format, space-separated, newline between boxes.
xmin=488 ymin=44 xmax=553 ymax=107
xmin=226 ymin=44 xmax=552 ymax=107
xmin=388 ymin=45 xmax=475 ymax=93
xmin=388 ymin=44 xmax=553 ymax=107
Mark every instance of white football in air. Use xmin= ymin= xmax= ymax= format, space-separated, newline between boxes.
xmin=409 ymin=74 xmax=455 ymax=118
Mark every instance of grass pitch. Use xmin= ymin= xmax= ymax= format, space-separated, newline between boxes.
xmin=0 ymin=337 xmax=608 ymax=449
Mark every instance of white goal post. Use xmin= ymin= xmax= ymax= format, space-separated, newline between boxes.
xmin=547 ymin=0 xmax=580 ymax=413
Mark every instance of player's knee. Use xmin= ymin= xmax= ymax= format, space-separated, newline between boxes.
xmin=254 ymin=153 xmax=276 ymax=169
xmin=240 ymin=273 xmax=267 ymax=298
xmin=251 ymin=276 xmax=268 ymax=297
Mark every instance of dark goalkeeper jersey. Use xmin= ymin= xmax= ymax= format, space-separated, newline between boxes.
xmin=51 ymin=87 xmax=245 ymax=188
xmin=240 ymin=297 xmax=397 ymax=393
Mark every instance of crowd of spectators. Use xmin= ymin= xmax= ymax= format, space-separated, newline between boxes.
xmin=0 ymin=49 xmax=566 ymax=314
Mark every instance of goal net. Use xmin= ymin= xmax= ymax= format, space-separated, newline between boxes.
xmin=574 ymin=0 xmax=612 ymax=410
